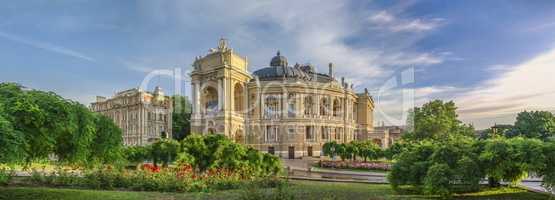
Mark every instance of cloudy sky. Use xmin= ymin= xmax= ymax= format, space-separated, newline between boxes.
xmin=1 ymin=0 xmax=555 ymax=129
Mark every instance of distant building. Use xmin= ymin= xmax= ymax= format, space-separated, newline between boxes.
xmin=91 ymin=87 xmax=172 ymax=146
xmin=365 ymin=125 xmax=405 ymax=148
xmin=491 ymin=124 xmax=513 ymax=136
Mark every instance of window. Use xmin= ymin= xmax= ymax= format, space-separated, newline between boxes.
xmin=288 ymin=93 xmax=296 ymax=118
xmin=264 ymin=96 xmax=280 ymax=119
xmin=305 ymin=126 xmax=314 ymax=141
xmin=304 ymin=96 xmax=313 ymax=116
xmin=333 ymin=99 xmax=340 ymax=117
xmin=265 ymin=125 xmax=278 ymax=142
xmin=321 ymin=126 xmax=329 ymax=140
xmin=320 ymin=97 xmax=330 ymax=116
xmin=335 ymin=128 xmax=342 ymax=140
xmin=288 ymin=127 xmax=296 ymax=140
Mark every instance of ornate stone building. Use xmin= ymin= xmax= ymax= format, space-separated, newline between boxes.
xmin=190 ymin=39 xmax=375 ymax=158
xmin=91 ymin=87 xmax=172 ymax=146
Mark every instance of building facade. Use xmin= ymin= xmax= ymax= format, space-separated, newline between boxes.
xmin=366 ymin=125 xmax=405 ymax=148
xmin=91 ymin=87 xmax=172 ymax=146
xmin=190 ymin=39 xmax=375 ymax=158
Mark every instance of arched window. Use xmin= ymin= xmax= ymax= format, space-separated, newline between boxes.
xmin=320 ymin=97 xmax=329 ymax=116
xmin=333 ymin=99 xmax=340 ymax=117
xmin=203 ymin=86 xmax=218 ymax=114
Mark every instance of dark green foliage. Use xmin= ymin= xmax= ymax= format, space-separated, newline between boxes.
xmin=124 ymin=146 xmax=150 ymax=164
xmin=478 ymin=137 xmax=545 ymax=186
xmin=388 ymin=100 xmax=555 ymax=197
xmin=384 ymin=141 xmax=409 ymax=160
xmin=0 ymin=82 xmax=124 ymax=166
xmin=172 ymin=95 xmax=191 ymax=140
xmin=179 ymin=134 xmax=281 ymax=176
xmin=538 ymin=141 xmax=555 ymax=192
xmin=322 ymin=141 xmax=338 ymax=158
xmin=90 ymin=115 xmax=124 ymax=164
xmin=323 ymin=140 xmax=383 ymax=162
xmin=406 ymin=100 xmax=474 ymax=140
xmin=0 ymin=168 xmax=13 ymax=186
xmin=389 ymin=137 xmax=484 ymax=197
xmin=149 ymin=139 xmax=180 ymax=167
xmin=0 ymin=104 xmax=25 ymax=163
xmin=512 ymin=110 xmax=555 ymax=140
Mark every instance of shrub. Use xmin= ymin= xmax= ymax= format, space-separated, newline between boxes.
xmin=423 ymin=163 xmax=452 ymax=197
xmin=0 ymin=168 xmax=12 ymax=186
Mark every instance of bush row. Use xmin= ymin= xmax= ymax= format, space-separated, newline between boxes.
xmin=26 ymin=167 xmax=282 ymax=193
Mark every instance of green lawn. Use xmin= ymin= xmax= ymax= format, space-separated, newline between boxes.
xmin=0 ymin=180 xmax=550 ymax=200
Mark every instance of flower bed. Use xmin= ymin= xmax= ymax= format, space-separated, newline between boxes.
xmin=319 ymin=160 xmax=391 ymax=171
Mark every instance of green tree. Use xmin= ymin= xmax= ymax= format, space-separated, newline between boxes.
xmin=389 ymin=136 xmax=483 ymax=196
xmin=150 ymin=139 xmax=180 ymax=167
xmin=478 ymin=137 xmax=544 ymax=187
xmin=407 ymin=100 xmax=474 ymax=141
xmin=0 ymin=104 xmax=26 ymax=163
xmin=178 ymin=134 xmax=281 ymax=175
xmin=512 ymin=111 xmax=555 ymax=140
xmin=172 ymin=95 xmax=191 ymax=140
xmin=0 ymin=82 xmax=125 ymax=166
xmin=180 ymin=134 xmax=210 ymax=171
xmin=90 ymin=114 xmax=123 ymax=164
xmin=538 ymin=141 xmax=555 ymax=193
xmin=357 ymin=140 xmax=382 ymax=161
xmin=124 ymin=146 xmax=149 ymax=165
xmin=335 ymin=143 xmax=349 ymax=161
xmin=322 ymin=141 xmax=338 ymax=158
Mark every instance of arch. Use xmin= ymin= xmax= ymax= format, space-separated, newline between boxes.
xmin=320 ymin=97 xmax=329 ymax=116
xmin=333 ymin=98 xmax=340 ymax=117
xmin=233 ymin=83 xmax=244 ymax=113
xmin=202 ymin=86 xmax=218 ymax=113
xmin=207 ymin=128 xmax=216 ymax=134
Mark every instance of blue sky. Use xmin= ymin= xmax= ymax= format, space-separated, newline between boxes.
xmin=1 ymin=0 xmax=555 ymax=129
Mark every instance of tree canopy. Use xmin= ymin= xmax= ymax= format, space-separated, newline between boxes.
xmin=172 ymin=95 xmax=191 ymax=140
xmin=512 ymin=111 xmax=555 ymax=140
xmin=0 ymin=82 xmax=124 ymax=166
xmin=407 ymin=100 xmax=474 ymax=141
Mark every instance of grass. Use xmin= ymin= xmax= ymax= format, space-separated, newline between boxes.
xmin=0 ymin=180 xmax=551 ymax=200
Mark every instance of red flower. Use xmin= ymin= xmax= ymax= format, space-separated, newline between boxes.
xmin=141 ymin=163 xmax=161 ymax=173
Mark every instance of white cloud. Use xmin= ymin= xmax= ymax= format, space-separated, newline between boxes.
xmin=135 ymin=1 xmax=444 ymax=88
xmin=390 ymin=18 xmax=444 ymax=32
xmin=368 ymin=10 xmax=444 ymax=33
xmin=368 ymin=11 xmax=394 ymax=24
xmin=0 ymin=30 xmax=95 ymax=62
xmin=455 ymin=48 xmax=555 ymax=128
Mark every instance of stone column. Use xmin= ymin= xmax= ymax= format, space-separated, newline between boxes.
xmin=195 ymin=82 xmax=201 ymax=117
xmin=218 ymin=79 xmax=223 ymax=111
xmin=191 ymin=82 xmax=197 ymax=116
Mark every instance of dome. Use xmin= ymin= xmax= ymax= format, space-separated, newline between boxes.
xmin=252 ymin=65 xmax=308 ymax=80
xmin=270 ymin=51 xmax=288 ymax=67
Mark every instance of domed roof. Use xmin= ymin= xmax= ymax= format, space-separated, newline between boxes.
xmin=251 ymin=51 xmax=335 ymax=83
xmin=252 ymin=65 xmax=310 ymax=80
xmin=270 ymin=51 xmax=288 ymax=67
